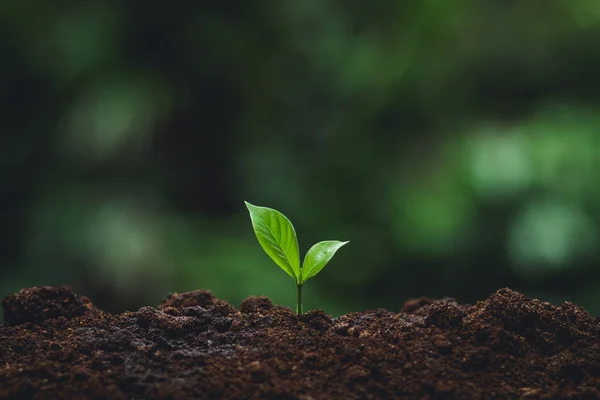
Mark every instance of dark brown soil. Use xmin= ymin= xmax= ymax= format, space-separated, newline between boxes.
xmin=1 ymin=286 xmax=600 ymax=399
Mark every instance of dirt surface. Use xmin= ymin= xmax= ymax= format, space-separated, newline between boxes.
xmin=1 ymin=286 xmax=600 ymax=399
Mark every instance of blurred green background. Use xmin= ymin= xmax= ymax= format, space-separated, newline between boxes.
xmin=3 ymin=1 xmax=600 ymax=320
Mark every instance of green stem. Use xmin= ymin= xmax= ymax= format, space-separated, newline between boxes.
xmin=297 ymin=283 xmax=303 ymax=315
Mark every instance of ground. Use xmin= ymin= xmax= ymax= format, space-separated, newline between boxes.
xmin=1 ymin=286 xmax=599 ymax=399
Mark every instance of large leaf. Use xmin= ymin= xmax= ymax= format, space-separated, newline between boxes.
xmin=301 ymin=240 xmax=348 ymax=283
xmin=245 ymin=201 xmax=301 ymax=282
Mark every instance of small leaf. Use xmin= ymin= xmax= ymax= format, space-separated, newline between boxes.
xmin=245 ymin=201 xmax=301 ymax=282
xmin=301 ymin=240 xmax=348 ymax=283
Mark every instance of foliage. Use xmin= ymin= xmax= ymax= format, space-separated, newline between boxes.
xmin=245 ymin=202 xmax=347 ymax=314
xmin=2 ymin=1 xmax=600 ymax=319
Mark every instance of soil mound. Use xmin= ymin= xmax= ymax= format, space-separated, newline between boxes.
xmin=1 ymin=286 xmax=599 ymax=399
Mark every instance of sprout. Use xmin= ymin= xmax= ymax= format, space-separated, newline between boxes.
xmin=244 ymin=201 xmax=348 ymax=315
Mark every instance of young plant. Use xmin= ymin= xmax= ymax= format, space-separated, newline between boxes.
xmin=244 ymin=201 xmax=348 ymax=315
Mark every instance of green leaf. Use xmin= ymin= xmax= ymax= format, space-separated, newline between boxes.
xmin=301 ymin=240 xmax=348 ymax=283
xmin=244 ymin=201 xmax=301 ymax=282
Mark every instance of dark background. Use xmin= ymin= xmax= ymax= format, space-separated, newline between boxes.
xmin=2 ymin=1 xmax=600 ymax=320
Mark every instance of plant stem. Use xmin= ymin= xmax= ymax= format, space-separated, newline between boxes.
xmin=297 ymin=283 xmax=303 ymax=315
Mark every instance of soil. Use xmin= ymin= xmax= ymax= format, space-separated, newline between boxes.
xmin=1 ymin=286 xmax=600 ymax=400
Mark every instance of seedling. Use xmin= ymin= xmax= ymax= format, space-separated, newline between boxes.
xmin=244 ymin=201 xmax=348 ymax=315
